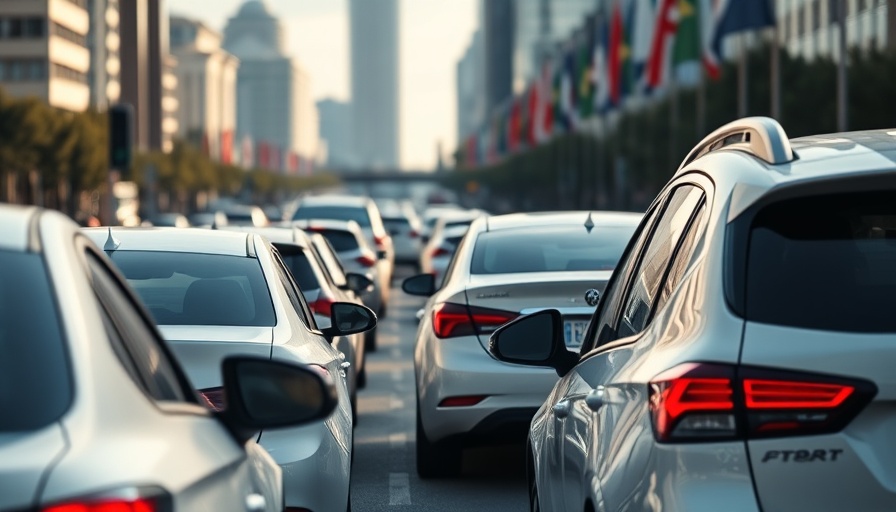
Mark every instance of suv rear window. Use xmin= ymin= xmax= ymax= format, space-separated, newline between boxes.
xmin=470 ymin=226 xmax=635 ymax=274
xmin=292 ymin=205 xmax=371 ymax=227
xmin=315 ymin=229 xmax=361 ymax=252
xmin=109 ymin=251 xmax=276 ymax=327
xmin=0 ymin=251 xmax=71 ymax=432
xmin=743 ymin=190 xmax=896 ymax=332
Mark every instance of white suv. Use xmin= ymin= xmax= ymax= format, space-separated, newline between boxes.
xmin=488 ymin=117 xmax=896 ymax=512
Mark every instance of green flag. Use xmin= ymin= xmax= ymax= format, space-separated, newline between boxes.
xmin=673 ymin=0 xmax=701 ymax=65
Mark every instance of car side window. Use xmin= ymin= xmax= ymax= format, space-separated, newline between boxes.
xmin=584 ymin=199 xmax=665 ymax=353
xmin=86 ymin=252 xmax=190 ymax=403
xmin=271 ymin=249 xmax=318 ymax=331
xmin=615 ymin=186 xmax=705 ymax=339
xmin=658 ymin=202 xmax=707 ymax=308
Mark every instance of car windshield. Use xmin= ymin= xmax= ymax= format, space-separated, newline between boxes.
xmin=108 ymin=251 xmax=276 ymax=327
xmin=470 ymin=225 xmax=636 ymax=274
xmin=0 ymin=251 xmax=71 ymax=432
xmin=743 ymin=190 xmax=896 ymax=332
xmin=292 ymin=205 xmax=371 ymax=227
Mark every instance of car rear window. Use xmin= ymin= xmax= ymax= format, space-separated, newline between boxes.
xmin=470 ymin=226 xmax=635 ymax=274
xmin=383 ymin=218 xmax=410 ymax=231
xmin=315 ymin=229 xmax=361 ymax=252
xmin=109 ymin=251 xmax=276 ymax=327
xmin=292 ymin=205 xmax=371 ymax=227
xmin=0 ymin=251 xmax=72 ymax=432
xmin=273 ymin=245 xmax=321 ymax=291
xmin=743 ymin=190 xmax=896 ymax=332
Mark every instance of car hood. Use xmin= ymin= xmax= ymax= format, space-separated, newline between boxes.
xmin=159 ymin=326 xmax=274 ymax=390
xmin=0 ymin=426 xmax=68 ymax=510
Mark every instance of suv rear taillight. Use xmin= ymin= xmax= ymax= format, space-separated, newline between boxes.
xmin=431 ymin=247 xmax=451 ymax=258
xmin=309 ymin=290 xmax=335 ymax=317
xmin=42 ymin=486 xmax=172 ymax=512
xmin=649 ymin=363 xmax=876 ymax=443
xmin=432 ymin=302 xmax=517 ymax=338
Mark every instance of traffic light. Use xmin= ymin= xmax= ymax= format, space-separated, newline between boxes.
xmin=108 ymin=104 xmax=133 ymax=172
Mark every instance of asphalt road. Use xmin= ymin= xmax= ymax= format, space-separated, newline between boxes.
xmin=350 ymin=266 xmax=529 ymax=511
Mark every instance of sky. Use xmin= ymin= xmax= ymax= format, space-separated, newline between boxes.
xmin=167 ymin=0 xmax=478 ymax=170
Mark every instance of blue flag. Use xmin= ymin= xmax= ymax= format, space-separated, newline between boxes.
xmin=710 ymin=0 xmax=776 ymax=58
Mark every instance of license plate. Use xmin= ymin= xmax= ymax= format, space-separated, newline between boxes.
xmin=563 ymin=320 xmax=589 ymax=348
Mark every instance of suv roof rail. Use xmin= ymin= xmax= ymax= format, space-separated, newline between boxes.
xmin=677 ymin=116 xmax=793 ymax=172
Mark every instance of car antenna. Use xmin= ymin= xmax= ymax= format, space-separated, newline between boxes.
xmin=104 ymin=227 xmax=121 ymax=251
xmin=584 ymin=212 xmax=595 ymax=234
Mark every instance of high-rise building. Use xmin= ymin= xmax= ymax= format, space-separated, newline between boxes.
xmin=0 ymin=0 xmax=91 ymax=112
xmin=119 ymin=0 xmax=177 ymax=152
xmin=349 ymin=0 xmax=399 ymax=169
xmin=777 ymin=0 xmax=895 ymax=60
xmin=170 ymin=16 xmax=239 ymax=163
xmin=87 ymin=0 xmax=120 ymax=110
xmin=456 ymin=30 xmax=485 ymax=141
xmin=317 ymin=98 xmax=354 ymax=169
xmin=223 ymin=0 xmax=319 ymax=172
xmin=481 ymin=0 xmax=515 ymax=115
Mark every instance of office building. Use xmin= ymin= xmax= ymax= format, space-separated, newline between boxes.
xmin=223 ymin=0 xmax=319 ymax=172
xmin=777 ymin=0 xmax=895 ymax=60
xmin=87 ymin=0 xmax=120 ymax=110
xmin=456 ymin=30 xmax=485 ymax=141
xmin=349 ymin=0 xmax=399 ymax=169
xmin=317 ymin=98 xmax=354 ymax=169
xmin=0 ymin=0 xmax=91 ymax=112
xmin=170 ymin=16 xmax=239 ymax=163
xmin=481 ymin=0 xmax=515 ymax=114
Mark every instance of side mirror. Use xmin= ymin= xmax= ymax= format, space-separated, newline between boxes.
xmin=402 ymin=273 xmax=436 ymax=296
xmin=343 ymin=272 xmax=374 ymax=293
xmin=322 ymin=302 xmax=377 ymax=339
xmin=487 ymin=309 xmax=577 ymax=377
xmin=220 ymin=356 xmax=338 ymax=443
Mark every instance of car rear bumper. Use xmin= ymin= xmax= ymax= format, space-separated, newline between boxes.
xmin=416 ymin=336 xmax=557 ymax=443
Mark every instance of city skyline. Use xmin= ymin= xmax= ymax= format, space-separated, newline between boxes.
xmin=167 ymin=0 xmax=477 ymax=170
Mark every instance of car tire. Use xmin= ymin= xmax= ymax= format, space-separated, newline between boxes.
xmin=365 ymin=326 xmax=377 ymax=352
xmin=415 ymin=407 xmax=461 ymax=478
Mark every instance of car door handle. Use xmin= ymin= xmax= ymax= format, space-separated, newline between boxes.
xmin=245 ymin=493 xmax=266 ymax=512
xmin=552 ymin=400 xmax=571 ymax=419
xmin=585 ymin=387 xmax=605 ymax=411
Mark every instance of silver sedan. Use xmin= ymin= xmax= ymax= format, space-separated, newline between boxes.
xmin=402 ymin=211 xmax=640 ymax=478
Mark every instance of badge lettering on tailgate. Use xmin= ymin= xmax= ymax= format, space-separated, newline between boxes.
xmin=761 ymin=449 xmax=843 ymax=463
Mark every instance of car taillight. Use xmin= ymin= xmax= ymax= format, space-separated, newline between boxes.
xmin=42 ymin=487 xmax=171 ymax=512
xmin=198 ymin=387 xmax=226 ymax=412
xmin=431 ymin=247 xmax=451 ymax=258
xmin=649 ymin=363 xmax=876 ymax=443
xmin=374 ymin=233 xmax=390 ymax=249
xmin=432 ymin=302 xmax=517 ymax=338
xmin=356 ymin=252 xmax=377 ymax=267
xmin=309 ymin=290 xmax=335 ymax=317
xmin=409 ymin=229 xmax=420 ymax=239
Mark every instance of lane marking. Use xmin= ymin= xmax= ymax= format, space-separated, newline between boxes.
xmin=389 ymin=472 xmax=411 ymax=505
xmin=389 ymin=395 xmax=405 ymax=410
xmin=391 ymin=347 xmax=401 ymax=358
xmin=391 ymin=369 xmax=402 ymax=382
xmin=389 ymin=432 xmax=408 ymax=449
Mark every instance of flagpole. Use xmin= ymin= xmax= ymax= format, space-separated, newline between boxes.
xmin=669 ymin=75 xmax=679 ymax=171
xmin=696 ymin=68 xmax=706 ymax=138
xmin=738 ymin=34 xmax=748 ymax=117
xmin=771 ymin=24 xmax=781 ymax=121
xmin=836 ymin=0 xmax=848 ymax=132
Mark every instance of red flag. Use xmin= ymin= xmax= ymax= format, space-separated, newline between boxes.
xmin=608 ymin=2 xmax=624 ymax=105
xmin=646 ymin=0 xmax=678 ymax=89
xmin=258 ymin=142 xmax=270 ymax=169
xmin=508 ymin=97 xmax=521 ymax=152
xmin=220 ymin=130 xmax=233 ymax=164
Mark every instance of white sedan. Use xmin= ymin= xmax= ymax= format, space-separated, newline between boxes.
xmin=84 ymin=227 xmax=376 ymax=512
xmin=0 ymin=204 xmax=336 ymax=512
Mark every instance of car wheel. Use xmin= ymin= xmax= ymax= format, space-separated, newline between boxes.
xmin=365 ymin=326 xmax=377 ymax=352
xmin=415 ymin=407 xmax=461 ymax=478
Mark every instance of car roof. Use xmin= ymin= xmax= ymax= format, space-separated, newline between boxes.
xmin=0 ymin=204 xmax=38 ymax=252
xmin=483 ymin=211 xmax=642 ymax=232
xmin=298 ymin=194 xmax=370 ymax=207
xmin=219 ymin=225 xmax=312 ymax=248
xmin=82 ymin=227 xmax=253 ymax=257
xmin=290 ymin=218 xmax=364 ymax=234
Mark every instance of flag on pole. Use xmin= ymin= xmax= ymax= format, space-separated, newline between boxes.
xmin=673 ymin=0 xmax=701 ymax=66
xmin=630 ymin=0 xmax=656 ymax=94
xmin=704 ymin=0 xmax=776 ymax=78
xmin=593 ymin=14 xmax=610 ymax=114
xmin=534 ymin=60 xmax=554 ymax=143
xmin=646 ymin=0 xmax=679 ymax=90
xmin=608 ymin=1 xmax=624 ymax=107
xmin=577 ymin=20 xmax=597 ymax=121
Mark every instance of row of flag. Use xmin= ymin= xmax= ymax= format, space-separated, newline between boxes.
xmin=461 ymin=0 xmax=776 ymax=168
xmin=199 ymin=131 xmax=315 ymax=175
